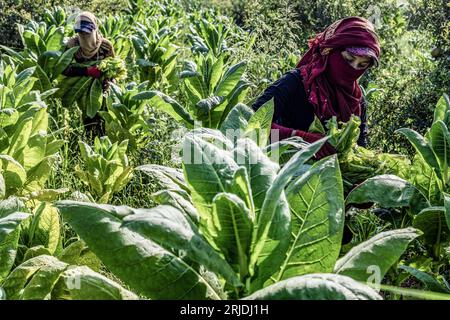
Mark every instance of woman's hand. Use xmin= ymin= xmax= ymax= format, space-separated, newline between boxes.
xmin=293 ymin=130 xmax=336 ymax=159
xmin=86 ymin=66 xmax=102 ymax=78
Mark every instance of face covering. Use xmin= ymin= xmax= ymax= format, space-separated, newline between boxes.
xmin=75 ymin=12 xmax=103 ymax=59
xmin=325 ymin=50 xmax=366 ymax=87
xmin=78 ymin=32 xmax=100 ymax=58
xmin=295 ymin=17 xmax=380 ymax=122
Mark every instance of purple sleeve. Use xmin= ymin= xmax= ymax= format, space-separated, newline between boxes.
xmin=271 ymin=122 xmax=293 ymax=140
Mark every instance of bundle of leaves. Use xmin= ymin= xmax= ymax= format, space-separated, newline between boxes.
xmin=98 ymin=57 xmax=127 ymax=81
xmin=309 ymin=115 xmax=410 ymax=191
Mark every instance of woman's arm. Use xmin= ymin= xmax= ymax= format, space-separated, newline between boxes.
xmin=62 ymin=65 xmax=101 ymax=78
xmin=251 ymin=71 xmax=297 ymax=125
xmin=62 ymin=65 xmax=88 ymax=77
xmin=252 ymin=70 xmax=320 ymax=137
xmin=252 ymin=70 xmax=335 ymax=159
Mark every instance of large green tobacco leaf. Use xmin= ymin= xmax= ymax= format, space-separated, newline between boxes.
xmin=22 ymin=246 xmax=52 ymax=262
xmin=196 ymin=95 xmax=225 ymax=114
xmin=57 ymin=240 xmax=102 ymax=272
xmin=52 ymin=266 xmax=139 ymax=300
xmin=443 ymin=193 xmax=450 ymax=234
xmin=334 ymin=227 xmax=421 ymax=282
xmin=277 ymin=156 xmax=344 ymax=280
xmin=39 ymin=52 xmax=60 ymax=78
xmin=346 ymin=174 xmax=426 ymax=208
xmin=429 ymin=120 xmax=450 ymax=180
xmin=189 ymin=127 xmax=235 ymax=151
xmin=53 ymin=76 xmax=80 ymax=99
xmin=29 ymin=203 xmax=60 ymax=255
xmin=264 ymin=138 xmax=311 ymax=171
xmin=19 ymin=256 xmax=67 ymax=299
xmin=215 ymin=61 xmax=246 ymax=97
xmin=1 ymin=255 xmax=64 ymax=299
xmin=184 ymin=74 xmax=205 ymax=104
xmin=152 ymin=189 xmax=199 ymax=224
xmin=2 ymin=254 xmax=133 ymax=300
xmin=231 ymin=139 xmax=290 ymax=290
xmin=433 ymin=94 xmax=450 ymax=124
xmin=0 ymin=197 xmax=26 ymax=219
xmin=232 ymin=139 xmax=279 ymax=215
xmin=399 ymin=265 xmax=450 ymax=294
xmin=18 ymin=132 xmax=46 ymax=172
xmin=122 ymin=204 xmax=241 ymax=287
xmin=22 ymin=31 xmax=44 ymax=55
xmin=229 ymin=167 xmax=255 ymax=219
xmin=56 ymin=201 xmax=224 ymax=299
xmin=30 ymin=107 xmax=48 ymax=136
xmin=61 ymin=76 xmax=92 ymax=107
xmin=52 ymin=46 xmax=79 ymax=79
xmin=87 ymin=78 xmax=103 ymax=118
xmin=249 ymin=137 xmax=327 ymax=274
xmin=379 ymin=284 xmax=450 ymax=300
xmin=14 ymin=79 xmax=38 ymax=108
xmin=440 ymin=94 xmax=450 ymax=127
xmin=212 ymin=193 xmax=252 ymax=276
xmin=0 ymin=212 xmax=30 ymax=282
xmin=45 ymin=27 xmax=64 ymax=52
xmin=243 ymin=274 xmax=381 ymax=300
xmin=133 ymin=90 xmax=195 ymax=127
xmin=413 ymin=206 xmax=449 ymax=245
xmin=7 ymin=117 xmax=33 ymax=159
xmin=244 ymin=98 xmax=274 ymax=148
xmin=250 ymin=197 xmax=291 ymax=292
xmin=396 ymin=128 xmax=441 ymax=179
xmin=0 ymin=45 xmax=24 ymax=64
xmin=219 ymin=103 xmax=253 ymax=135
xmin=182 ymin=131 xmax=238 ymax=243
xmin=208 ymin=55 xmax=224 ymax=93
xmin=214 ymin=80 xmax=251 ymax=127
xmin=24 ymin=155 xmax=58 ymax=192
xmin=410 ymin=154 xmax=442 ymax=205
xmin=34 ymin=64 xmax=52 ymax=92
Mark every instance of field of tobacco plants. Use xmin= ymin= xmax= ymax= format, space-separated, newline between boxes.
xmin=0 ymin=0 xmax=449 ymax=301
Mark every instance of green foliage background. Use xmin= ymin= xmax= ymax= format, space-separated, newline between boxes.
xmin=2 ymin=0 xmax=447 ymax=154
xmin=0 ymin=0 xmax=129 ymax=49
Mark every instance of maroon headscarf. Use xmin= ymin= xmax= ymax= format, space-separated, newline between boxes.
xmin=296 ymin=17 xmax=381 ymax=122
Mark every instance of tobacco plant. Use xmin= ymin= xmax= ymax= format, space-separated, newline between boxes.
xmin=0 ymin=67 xmax=64 ymax=200
xmin=345 ymin=94 xmax=450 ymax=291
xmin=133 ymin=52 xmax=251 ymax=129
xmin=55 ymin=114 xmax=420 ymax=299
xmin=75 ymin=136 xmax=133 ymax=203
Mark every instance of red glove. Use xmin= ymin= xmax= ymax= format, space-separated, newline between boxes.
xmin=86 ymin=66 xmax=102 ymax=78
xmin=294 ymin=130 xmax=336 ymax=159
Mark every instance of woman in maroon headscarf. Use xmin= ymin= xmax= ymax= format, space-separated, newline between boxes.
xmin=252 ymin=17 xmax=381 ymax=159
